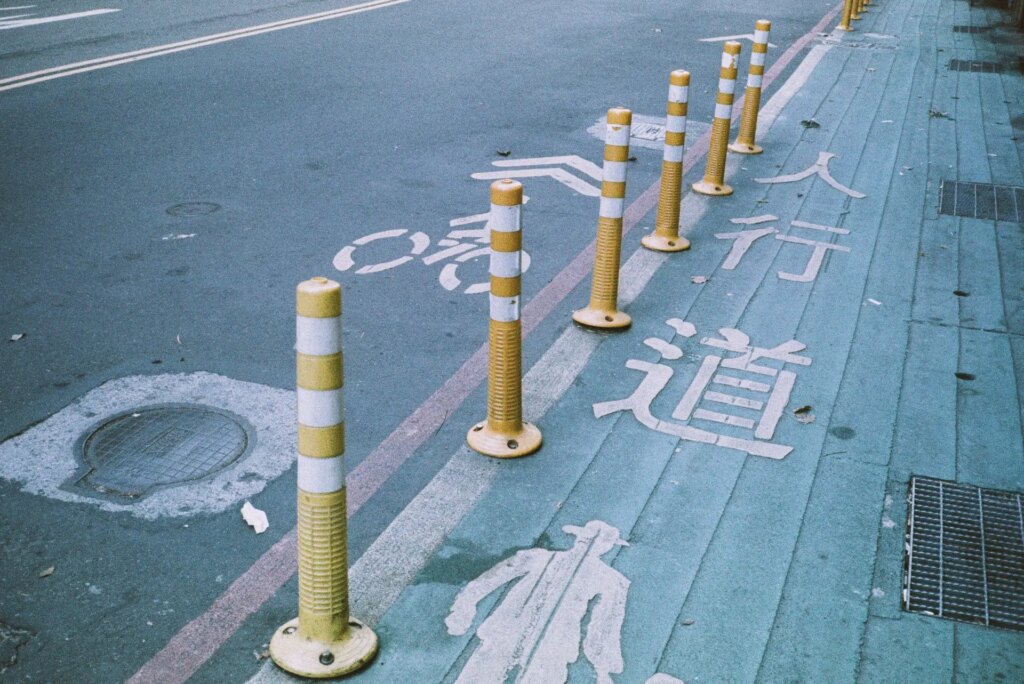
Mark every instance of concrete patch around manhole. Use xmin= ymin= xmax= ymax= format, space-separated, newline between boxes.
xmin=0 ymin=373 xmax=294 ymax=520
xmin=587 ymin=113 xmax=711 ymax=151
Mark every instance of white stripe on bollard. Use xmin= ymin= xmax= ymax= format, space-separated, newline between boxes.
xmin=297 ymin=454 xmax=345 ymax=493
xmin=297 ymin=387 xmax=344 ymax=427
xmin=295 ymin=316 xmax=341 ymax=355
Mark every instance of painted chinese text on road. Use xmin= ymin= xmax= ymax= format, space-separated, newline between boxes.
xmin=594 ymin=320 xmax=812 ymax=460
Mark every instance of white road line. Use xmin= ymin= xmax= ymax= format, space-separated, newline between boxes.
xmin=0 ymin=9 xmax=120 ymax=30
xmin=0 ymin=6 xmax=38 ymax=11
xmin=0 ymin=0 xmax=411 ymax=92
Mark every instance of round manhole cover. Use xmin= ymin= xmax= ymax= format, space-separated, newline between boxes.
xmin=166 ymin=202 xmax=220 ymax=217
xmin=74 ymin=405 xmax=249 ymax=499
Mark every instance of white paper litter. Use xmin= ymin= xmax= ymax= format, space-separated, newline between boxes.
xmin=241 ymin=501 xmax=269 ymax=534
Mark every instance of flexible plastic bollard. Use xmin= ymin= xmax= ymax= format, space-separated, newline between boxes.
xmin=730 ymin=20 xmax=772 ymax=155
xmin=693 ymin=41 xmax=741 ymax=196
xmin=573 ymin=107 xmax=633 ymax=329
xmin=269 ymin=277 xmax=378 ymax=678
xmin=642 ymin=70 xmax=692 ymax=253
xmin=838 ymin=0 xmax=855 ymax=31
xmin=467 ymin=180 xmax=542 ymax=459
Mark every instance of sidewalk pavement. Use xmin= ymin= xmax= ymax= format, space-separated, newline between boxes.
xmin=253 ymin=0 xmax=1024 ymax=681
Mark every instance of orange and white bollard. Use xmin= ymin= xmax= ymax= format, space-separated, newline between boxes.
xmin=270 ymin=277 xmax=378 ymax=678
xmin=642 ymin=70 xmax=691 ymax=253
xmin=693 ymin=41 xmax=741 ymax=196
xmin=573 ymin=107 xmax=633 ymax=329
xmin=467 ymin=179 xmax=542 ymax=459
xmin=730 ymin=21 xmax=771 ymax=155
xmin=838 ymin=0 xmax=855 ymax=31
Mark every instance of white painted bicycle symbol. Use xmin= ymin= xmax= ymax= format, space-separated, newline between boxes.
xmin=332 ymin=200 xmax=533 ymax=295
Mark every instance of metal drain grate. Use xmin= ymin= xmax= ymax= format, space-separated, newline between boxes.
xmin=73 ymin=405 xmax=249 ymax=499
xmin=952 ymin=25 xmax=990 ymax=33
xmin=939 ymin=180 xmax=1024 ymax=222
xmin=948 ymin=59 xmax=1003 ymax=73
xmin=903 ymin=477 xmax=1024 ymax=631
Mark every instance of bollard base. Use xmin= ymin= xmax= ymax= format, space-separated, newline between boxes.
xmin=691 ymin=180 xmax=733 ymax=197
xmin=729 ymin=141 xmax=764 ymax=155
xmin=467 ymin=420 xmax=542 ymax=458
xmin=836 ymin=24 xmax=855 ymax=31
xmin=641 ymin=232 xmax=691 ymax=253
xmin=269 ymin=617 xmax=378 ymax=679
xmin=572 ymin=307 xmax=632 ymax=330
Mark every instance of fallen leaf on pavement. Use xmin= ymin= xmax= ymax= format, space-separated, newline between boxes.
xmin=793 ymin=406 xmax=815 ymax=424
xmin=38 ymin=566 xmax=54 ymax=578
xmin=691 ymin=276 xmax=708 ymax=284
xmin=496 ymin=149 xmax=511 ymax=157
xmin=9 ymin=334 xmax=24 ymax=342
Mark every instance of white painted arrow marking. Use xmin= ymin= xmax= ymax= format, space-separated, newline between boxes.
xmin=0 ymin=8 xmax=120 ymax=29
xmin=489 ymin=155 xmax=604 ymax=181
xmin=699 ymin=33 xmax=778 ymax=48
xmin=472 ymin=157 xmax=602 ymax=197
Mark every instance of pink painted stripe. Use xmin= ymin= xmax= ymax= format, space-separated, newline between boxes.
xmin=128 ymin=5 xmax=842 ymax=682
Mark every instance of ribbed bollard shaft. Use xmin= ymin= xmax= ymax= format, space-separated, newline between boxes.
xmin=269 ymin=277 xmax=377 ymax=679
xmin=573 ymin=107 xmax=633 ymax=330
xmin=592 ymin=215 xmax=624 ymax=304
xmin=731 ymin=21 xmax=771 ymax=155
xmin=467 ymin=180 xmax=542 ymax=458
xmin=693 ymin=42 xmax=741 ymax=196
xmin=643 ymin=70 xmax=691 ymax=252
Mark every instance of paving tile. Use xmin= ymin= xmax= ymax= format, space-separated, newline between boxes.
xmin=858 ymin=614 xmax=955 ymax=683
xmin=956 ymin=327 xmax=1024 ymax=490
xmin=756 ymin=457 xmax=888 ymax=683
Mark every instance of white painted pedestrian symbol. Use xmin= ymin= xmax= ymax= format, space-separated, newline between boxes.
xmin=594 ymin=319 xmax=812 ymax=460
xmin=332 ymin=200 xmax=532 ymax=294
xmin=472 ymin=155 xmax=603 ymax=197
xmin=715 ymin=215 xmax=851 ymax=283
xmin=446 ymin=520 xmax=630 ymax=684
xmin=755 ymin=151 xmax=866 ymax=198
xmin=0 ymin=6 xmax=120 ymax=30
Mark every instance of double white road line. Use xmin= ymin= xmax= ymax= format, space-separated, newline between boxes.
xmin=0 ymin=0 xmax=411 ymax=93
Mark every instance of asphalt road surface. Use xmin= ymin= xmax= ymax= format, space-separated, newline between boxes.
xmin=1 ymin=0 xmax=837 ymax=680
